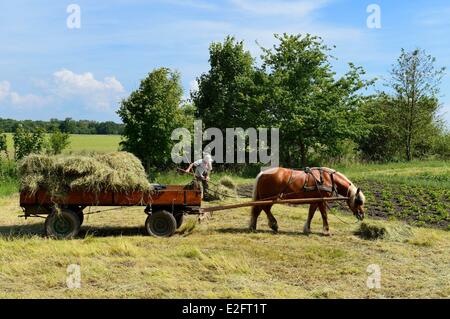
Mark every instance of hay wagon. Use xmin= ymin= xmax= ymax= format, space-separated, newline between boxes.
xmin=19 ymin=184 xmax=349 ymax=239
xmin=19 ymin=185 xmax=202 ymax=239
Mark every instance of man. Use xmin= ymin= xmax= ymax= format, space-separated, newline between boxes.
xmin=185 ymin=153 xmax=213 ymax=200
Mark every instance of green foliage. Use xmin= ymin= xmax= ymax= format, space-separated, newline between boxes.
xmin=358 ymin=94 xmax=401 ymax=162
xmin=0 ymin=132 xmax=7 ymax=156
xmin=432 ymin=132 xmax=450 ymax=159
xmin=359 ymin=48 xmax=446 ymax=162
xmin=13 ymin=125 xmax=45 ymax=159
xmin=118 ymin=68 xmax=184 ymax=171
xmin=0 ymin=117 xmax=123 ymax=135
xmin=0 ymin=158 xmax=16 ymax=180
xmin=0 ymin=158 xmax=17 ymax=197
xmin=192 ymin=36 xmax=264 ymax=130
xmin=388 ymin=48 xmax=445 ymax=161
xmin=45 ymin=130 xmax=71 ymax=155
xmin=260 ymin=33 xmax=373 ymax=166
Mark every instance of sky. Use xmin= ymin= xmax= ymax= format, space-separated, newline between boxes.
xmin=0 ymin=0 xmax=449 ymax=126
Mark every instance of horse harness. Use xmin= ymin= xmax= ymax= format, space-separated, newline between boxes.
xmin=278 ymin=167 xmax=339 ymax=199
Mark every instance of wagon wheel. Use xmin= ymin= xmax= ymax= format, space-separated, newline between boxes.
xmin=174 ymin=213 xmax=184 ymax=229
xmin=45 ymin=209 xmax=81 ymax=239
xmin=76 ymin=210 xmax=84 ymax=226
xmin=68 ymin=206 xmax=84 ymax=225
xmin=145 ymin=210 xmax=177 ymax=237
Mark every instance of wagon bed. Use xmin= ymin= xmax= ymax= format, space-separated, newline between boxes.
xmin=20 ymin=185 xmax=202 ymax=208
xmin=19 ymin=185 xmax=202 ymax=239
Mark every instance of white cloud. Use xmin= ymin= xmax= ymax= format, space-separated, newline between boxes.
xmin=10 ymin=92 xmax=50 ymax=107
xmin=53 ymin=69 xmax=124 ymax=95
xmin=1 ymin=70 xmax=125 ymax=112
xmin=230 ymin=0 xmax=329 ymax=17
xmin=52 ymin=69 xmax=125 ymax=111
xmin=0 ymin=80 xmax=49 ymax=107
xmin=0 ymin=81 xmax=11 ymax=101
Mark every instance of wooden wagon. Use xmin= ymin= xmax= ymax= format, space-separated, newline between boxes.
xmin=20 ymin=185 xmax=202 ymax=239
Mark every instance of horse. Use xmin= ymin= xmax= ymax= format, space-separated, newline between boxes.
xmin=249 ymin=167 xmax=366 ymax=236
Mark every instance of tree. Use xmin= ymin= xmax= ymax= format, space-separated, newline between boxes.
xmin=46 ymin=130 xmax=71 ymax=155
xmin=388 ymin=48 xmax=445 ymax=161
xmin=358 ymin=94 xmax=400 ymax=161
xmin=13 ymin=125 xmax=45 ymax=159
xmin=433 ymin=131 xmax=450 ymax=159
xmin=59 ymin=117 xmax=76 ymax=133
xmin=192 ymin=36 xmax=261 ymax=130
xmin=117 ymin=68 xmax=184 ymax=171
xmin=261 ymin=33 xmax=373 ymax=167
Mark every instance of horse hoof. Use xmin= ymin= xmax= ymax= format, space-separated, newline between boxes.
xmin=323 ymin=231 xmax=332 ymax=237
xmin=303 ymin=224 xmax=311 ymax=235
xmin=270 ymin=224 xmax=278 ymax=233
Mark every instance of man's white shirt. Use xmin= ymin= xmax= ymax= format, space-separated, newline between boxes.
xmin=193 ymin=159 xmax=210 ymax=177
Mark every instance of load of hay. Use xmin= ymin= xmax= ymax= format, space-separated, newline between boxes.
xmin=18 ymin=152 xmax=152 ymax=197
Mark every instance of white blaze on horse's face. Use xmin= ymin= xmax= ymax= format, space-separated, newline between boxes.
xmin=347 ymin=185 xmax=365 ymax=221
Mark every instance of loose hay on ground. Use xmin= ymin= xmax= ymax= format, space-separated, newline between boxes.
xmin=355 ymin=220 xmax=413 ymax=241
xmin=18 ymin=152 xmax=152 ymax=197
xmin=208 ymin=177 xmax=237 ymax=201
xmin=218 ymin=176 xmax=236 ymax=190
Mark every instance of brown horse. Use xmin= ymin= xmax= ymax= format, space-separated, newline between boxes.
xmin=250 ymin=167 xmax=366 ymax=235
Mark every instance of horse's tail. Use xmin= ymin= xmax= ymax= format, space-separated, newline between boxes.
xmin=252 ymin=171 xmax=263 ymax=201
xmin=250 ymin=171 xmax=264 ymax=225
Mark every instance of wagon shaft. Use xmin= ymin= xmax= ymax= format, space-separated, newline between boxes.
xmin=200 ymin=197 xmax=349 ymax=213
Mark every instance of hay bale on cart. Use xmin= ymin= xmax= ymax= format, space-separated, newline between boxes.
xmin=18 ymin=152 xmax=155 ymax=239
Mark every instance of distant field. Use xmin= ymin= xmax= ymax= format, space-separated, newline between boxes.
xmin=4 ymin=133 xmax=121 ymax=156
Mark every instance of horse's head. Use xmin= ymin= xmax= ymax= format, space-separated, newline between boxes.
xmin=347 ymin=186 xmax=365 ymax=221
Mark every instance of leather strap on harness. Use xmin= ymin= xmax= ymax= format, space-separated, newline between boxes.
xmin=278 ymin=169 xmax=295 ymax=199
xmin=277 ymin=167 xmax=339 ymax=200
xmin=303 ymin=167 xmax=338 ymax=196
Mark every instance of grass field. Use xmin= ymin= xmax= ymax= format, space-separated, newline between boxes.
xmin=0 ymin=136 xmax=448 ymax=298
xmin=4 ymin=133 xmax=121 ymax=156
xmin=0 ymin=194 xmax=448 ymax=298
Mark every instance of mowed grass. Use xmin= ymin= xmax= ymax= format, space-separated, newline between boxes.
xmin=4 ymin=133 xmax=121 ymax=156
xmin=0 ymin=145 xmax=448 ymax=298
xmin=0 ymin=194 xmax=449 ymax=298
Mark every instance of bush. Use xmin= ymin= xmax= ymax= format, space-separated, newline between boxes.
xmin=46 ymin=130 xmax=71 ymax=155
xmin=433 ymin=132 xmax=450 ymax=159
xmin=13 ymin=125 xmax=45 ymax=159
xmin=0 ymin=133 xmax=7 ymax=156
xmin=0 ymin=159 xmax=17 ymax=180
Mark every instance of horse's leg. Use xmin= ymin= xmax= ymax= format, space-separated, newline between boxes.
xmin=303 ymin=203 xmax=318 ymax=234
xmin=249 ymin=205 xmax=262 ymax=231
xmin=263 ymin=205 xmax=278 ymax=232
xmin=318 ymin=203 xmax=331 ymax=236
